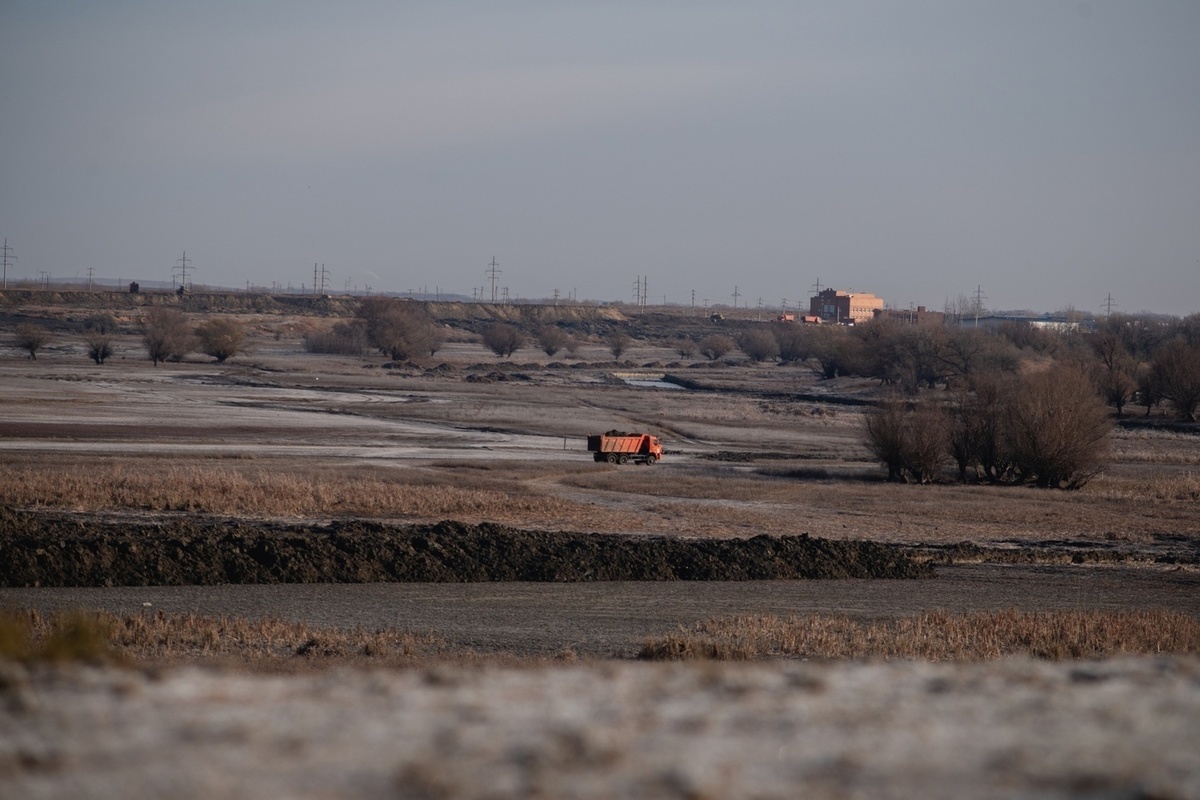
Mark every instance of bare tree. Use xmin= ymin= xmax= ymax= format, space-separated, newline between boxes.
xmin=481 ymin=323 xmax=525 ymax=359
xmin=15 ymin=323 xmax=50 ymax=360
xmin=1152 ymin=340 xmax=1200 ymax=421
xmin=673 ymin=337 xmax=698 ymax=360
xmin=607 ymin=331 xmax=631 ymax=359
xmin=83 ymin=314 xmax=117 ymax=365
xmin=141 ymin=307 xmax=194 ymax=365
xmin=195 ymin=317 xmax=245 ymax=363
xmin=862 ymin=397 xmax=948 ymax=484
xmin=806 ymin=326 xmax=863 ymax=379
xmin=536 ymin=326 xmax=568 ymax=357
xmin=774 ymin=325 xmax=810 ymax=364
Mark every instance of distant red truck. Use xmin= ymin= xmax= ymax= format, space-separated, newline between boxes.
xmin=587 ymin=431 xmax=663 ymax=465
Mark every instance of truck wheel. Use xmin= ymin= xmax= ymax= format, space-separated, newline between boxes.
xmin=645 ymin=454 xmax=656 ymax=465
xmin=619 ymin=454 xmax=629 ymax=465
xmin=606 ymin=453 xmax=618 ymax=464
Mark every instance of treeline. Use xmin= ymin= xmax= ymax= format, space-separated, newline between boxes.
xmin=717 ymin=314 xmax=1200 ymax=422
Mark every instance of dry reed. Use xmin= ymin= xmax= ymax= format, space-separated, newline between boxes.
xmin=5 ymin=609 xmax=1197 ymax=670
xmin=638 ymin=610 xmax=1200 ymax=662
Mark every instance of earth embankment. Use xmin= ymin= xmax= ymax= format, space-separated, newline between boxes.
xmin=0 ymin=509 xmax=930 ymax=587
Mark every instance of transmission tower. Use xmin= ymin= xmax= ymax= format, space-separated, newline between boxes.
xmin=1102 ymin=293 xmax=1117 ymax=316
xmin=319 ymin=264 xmax=330 ymax=295
xmin=731 ymin=285 xmax=741 ymax=308
xmin=2 ymin=238 xmax=16 ymax=289
xmin=486 ymin=257 xmax=502 ymax=303
xmin=972 ymin=284 xmax=987 ymax=326
xmin=173 ymin=251 xmax=192 ymax=291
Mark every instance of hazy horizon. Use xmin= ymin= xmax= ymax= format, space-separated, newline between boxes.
xmin=3 ymin=2 xmax=1198 ymax=316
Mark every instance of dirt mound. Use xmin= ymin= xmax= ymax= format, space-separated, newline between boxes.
xmin=0 ymin=509 xmax=931 ymax=587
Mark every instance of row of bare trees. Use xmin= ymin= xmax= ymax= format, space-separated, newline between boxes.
xmin=13 ymin=309 xmax=245 ymax=365
xmin=864 ymin=368 xmax=1111 ymax=489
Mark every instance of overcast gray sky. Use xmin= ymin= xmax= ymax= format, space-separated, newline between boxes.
xmin=2 ymin=1 xmax=1198 ymax=315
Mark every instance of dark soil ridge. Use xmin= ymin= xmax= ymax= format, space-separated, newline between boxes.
xmin=0 ymin=509 xmax=932 ymax=588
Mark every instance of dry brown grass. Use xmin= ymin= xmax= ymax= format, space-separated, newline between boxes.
xmin=639 ymin=610 xmax=1200 ymax=662
xmin=3 ymin=609 xmax=458 ymax=670
xmin=0 ymin=461 xmax=584 ymax=523
xmin=1084 ymin=471 xmax=1200 ymax=503
xmin=7 ymin=609 xmax=1194 ymax=670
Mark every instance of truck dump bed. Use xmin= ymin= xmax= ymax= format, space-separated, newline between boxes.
xmin=586 ymin=431 xmax=663 ymax=464
xmin=587 ymin=434 xmax=649 ymax=453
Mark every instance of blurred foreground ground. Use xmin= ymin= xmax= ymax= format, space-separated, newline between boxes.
xmin=3 ymin=657 xmax=1198 ymax=800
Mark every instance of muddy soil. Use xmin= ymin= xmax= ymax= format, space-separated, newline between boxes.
xmin=0 ymin=508 xmax=930 ymax=587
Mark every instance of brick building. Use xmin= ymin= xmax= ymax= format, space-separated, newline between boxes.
xmin=809 ymin=289 xmax=884 ymax=325
xmin=873 ymin=305 xmax=946 ymax=327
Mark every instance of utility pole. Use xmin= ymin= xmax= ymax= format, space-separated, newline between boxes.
xmin=0 ymin=238 xmax=13 ymax=289
xmin=1102 ymin=293 xmax=1117 ymax=316
xmin=553 ymin=288 xmax=560 ymax=306
xmin=810 ymin=277 xmax=823 ymax=296
xmin=313 ymin=263 xmax=318 ymax=295
xmin=318 ymin=264 xmax=330 ymax=295
xmin=486 ymin=256 xmax=502 ymax=303
xmin=731 ymin=285 xmax=740 ymax=309
xmin=86 ymin=268 xmax=95 ymax=290
xmin=173 ymin=251 xmax=192 ymax=291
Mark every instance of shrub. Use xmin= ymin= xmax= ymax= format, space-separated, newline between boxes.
xmin=698 ymin=334 xmax=734 ymax=361
xmin=673 ymin=337 xmax=698 ymax=360
xmin=141 ymin=307 xmax=194 ymax=365
xmin=14 ymin=322 xmax=50 ymax=360
xmin=1005 ymin=367 xmax=1110 ymax=488
xmin=195 ymin=317 xmax=245 ymax=363
xmin=774 ymin=325 xmax=810 ymax=363
xmin=738 ymin=328 xmax=779 ymax=362
xmin=303 ymin=321 xmax=367 ymax=356
xmin=481 ymin=323 xmax=525 ymax=358
xmin=357 ymin=298 xmax=440 ymax=360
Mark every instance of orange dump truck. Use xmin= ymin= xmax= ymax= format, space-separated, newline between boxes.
xmin=587 ymin=431 xmax=663 ymax=465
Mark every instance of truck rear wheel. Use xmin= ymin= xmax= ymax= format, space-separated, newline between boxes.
xmin=606 ymin=453 xmax=618 ymax=464
xmin=645 ymin=454 xmax=656 ymax=465
xmin=619 ymin=454 xmax=629 ymax=465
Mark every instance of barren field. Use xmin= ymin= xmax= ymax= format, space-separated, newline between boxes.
xmin=3 ymin=295 xmax=1200 ymax=797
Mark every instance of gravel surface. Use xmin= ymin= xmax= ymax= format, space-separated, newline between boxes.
xmin=3 ymin=658 xmax=1199 ymax=799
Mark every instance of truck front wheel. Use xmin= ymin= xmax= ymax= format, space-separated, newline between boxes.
xmin=645 ymin=454 xmax=657 ymax=465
